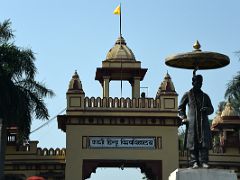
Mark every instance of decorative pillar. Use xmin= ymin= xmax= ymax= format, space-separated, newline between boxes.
xmin=132 ymin=77 xmax=141 ymax=98
xmin=103 ymin=76 xmax=110 ymax=98
xmin=131 ymin=80 xmax=135 ymax=98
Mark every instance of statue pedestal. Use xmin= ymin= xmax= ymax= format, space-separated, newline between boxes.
xmin=169 ymin=168 xmax=237 ymax=180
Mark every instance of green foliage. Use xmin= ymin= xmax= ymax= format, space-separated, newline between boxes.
xmin=221 ymin=52 xmax=240 ymax=113
xmin=217 ymin=101 xmax=227 ymax=113
xmin=0 ymin=19 xmax=54 ymax=140
xmin=178 ymin=127 xmax=185 ymax=150
xmin=0 ymin=19 xmax=14 ymax=43
xmin=225 ymin=71 xmax=240 ymax=112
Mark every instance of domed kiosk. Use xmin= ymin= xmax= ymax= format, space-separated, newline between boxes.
xmin=95 ymin=36 xmax=147 ymax=98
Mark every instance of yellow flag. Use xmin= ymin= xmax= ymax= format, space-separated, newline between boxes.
xmin=113 ymin=5 xmax=121 ymax=15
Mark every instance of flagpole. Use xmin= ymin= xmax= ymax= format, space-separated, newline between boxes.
xmin=120 ymin=3 xmax=122 ymax=37
xmin=120 ymin=3 xmax=123 ymax=97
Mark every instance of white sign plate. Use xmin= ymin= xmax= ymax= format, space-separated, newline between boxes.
xmin=89 ymin=136 xmax=156 ymax=149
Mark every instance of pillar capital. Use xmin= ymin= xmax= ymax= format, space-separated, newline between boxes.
xmin=102 ymin=76 xmax=111 ymax=79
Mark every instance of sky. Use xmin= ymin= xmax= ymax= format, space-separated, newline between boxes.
xmin=1 ymin=0 xmax=240 ymax=179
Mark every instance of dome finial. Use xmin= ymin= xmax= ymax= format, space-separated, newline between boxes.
xmin=115 ymin=36 xmax=126 ymax=45
xmin=193 ymin=40 xmax=201 ymax=51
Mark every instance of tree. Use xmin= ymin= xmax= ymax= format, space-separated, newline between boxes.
xmin=216 ymin=101 xmax=227 ymax=114
xmin=0 ymin=19 xmax=54 ymax=179
xmin=224 ymin=52 xmax=240 ymax=113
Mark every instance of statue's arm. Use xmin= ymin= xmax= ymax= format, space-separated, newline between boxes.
xmin=206 ymin=94 xmax=214 ymax=115
xmin=178 ymin=92 xmax=188 ymax=120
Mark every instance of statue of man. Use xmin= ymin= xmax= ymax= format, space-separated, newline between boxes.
xmin=178 ymin=74 xmax=214 ymax=168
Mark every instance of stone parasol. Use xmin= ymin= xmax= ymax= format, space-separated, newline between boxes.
xmin=165 ymin=41 xmax=230 ymax=76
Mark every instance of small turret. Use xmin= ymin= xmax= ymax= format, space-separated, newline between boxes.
xmin=212 ymin=100 xmax=240 ymax=129
xmin=66 ymin=71 xmax=85 ymax=112
xmin=221 ymin=101 xmax=239 ymax=117
xmin=156 ymin=72 xmax=178 ymax=111
xmin=68 ymin=70 xmax=84 ymax=94
xmin=156 ymin=72 xmax=176 ymax=98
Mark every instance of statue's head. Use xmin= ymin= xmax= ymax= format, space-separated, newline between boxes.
xmin=192 ymin=74 xmax=203 ymax=90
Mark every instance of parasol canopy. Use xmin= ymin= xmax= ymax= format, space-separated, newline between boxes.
xmin=165 ymin=41 xmax=230 ymax=71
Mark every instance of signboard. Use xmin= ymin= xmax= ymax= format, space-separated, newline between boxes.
xmin=88 ymin=136 xmax=156 ymax=149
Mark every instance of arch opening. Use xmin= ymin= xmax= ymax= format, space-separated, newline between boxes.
xmin=87 ymin=168 xmax=144 ymax=180
xmin=83 ymin=160 xmax=162 ymax=180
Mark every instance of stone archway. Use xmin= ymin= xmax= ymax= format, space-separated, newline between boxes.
xmin=83 ymin=160 xmax=162 ymax=180
xmin=58 ymin=69 xmax=179 ymax=180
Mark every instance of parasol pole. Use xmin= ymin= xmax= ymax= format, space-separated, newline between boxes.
xmin=193 ymin=66 xmax=199 ymax=77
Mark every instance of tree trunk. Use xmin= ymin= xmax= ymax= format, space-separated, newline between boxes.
xmin=0 ymin=118 xmax=7 ymax=180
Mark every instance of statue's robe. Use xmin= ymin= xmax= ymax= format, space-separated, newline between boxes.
xmin=179 ymin=89 xmax=214 ymax=150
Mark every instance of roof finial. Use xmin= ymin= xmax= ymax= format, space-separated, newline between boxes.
xmin=193 ymin=40 xmax=201 ymax=51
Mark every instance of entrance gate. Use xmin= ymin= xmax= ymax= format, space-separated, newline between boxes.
xmin=57 ymin=79 xmax=179 ymax=180
xmin=57 ymin=36 xmax=180 ymax=180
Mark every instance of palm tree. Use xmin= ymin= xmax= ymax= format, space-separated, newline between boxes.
xmin=0 ymin=19 xmax=54 ymax=179
xmin=224 ymin=53 xmax=240 ymax=113
xmin=217 ymin=101 xmax=227 ymax=113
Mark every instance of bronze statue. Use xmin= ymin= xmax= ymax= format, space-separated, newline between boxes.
xmin=178 ymin=75 xmax=214 ymax=168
